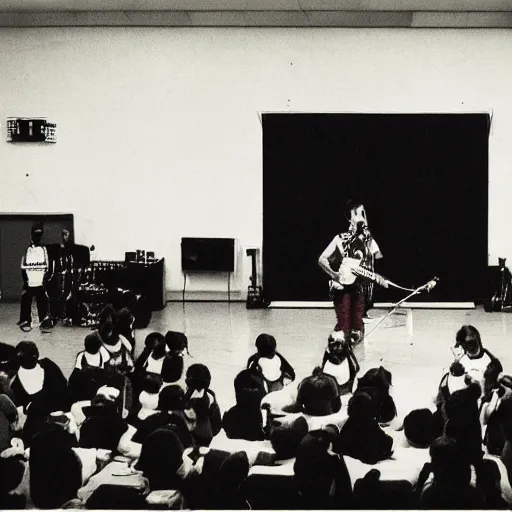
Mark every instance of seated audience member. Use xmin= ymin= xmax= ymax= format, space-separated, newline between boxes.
xmin=443 ymin=382 xmax=484 ymax=467
xmin=132 ymin=333 xmax=166 ymax=402
xmin=79 ymin=393 xmax=128 ymax=451
xmin=118 ymin=384 xmax=193 ymax=459
xmin=116 ymin=307 xmax=135 ymax=354
xmin=184 ymin=363 xmax=222 ymax=446
xmin=277 ymin=370 xmax=348 ymax=431
xmin=454 ymin=325 xmax=502 ymax=394
xmin=0 ymin=342 xmax=18 ymax=379
xmin=294 ymin=427 xmax=353 ymax=509
xmin=165 ymin=330 xmax=190 ymax=356
xmin=481 ymin=374 xmax=512 ymax=456
xmin=478 ymin=395 xmax=512 ymax=508
xmin=394 ymin=408 xmax=435 ymax=451
xmin=161 ymin=352 xmax=186 ymax=389
xmin=81 ymin=484 xmax=148 ymax=510
xmin=29 ymin=423 xmax=109 ymax=509
xmin=76 ymin=331 xmax=111 ymax=371
xmin=0 ymin=454 xmax=27 ymax=509
xmin=136 ymin=428 xmax=187 ymax=494
xmin=0 ymin=393 xmax=21 ymax=453
xmin=210 ymin=451 xmax=251 ymax=510
xmin=222 ymin=370 xmax=267 ymax=441
xmin=240 ymin=418 xmax=309 ymax=510
xmin=354 ymin=366 xmax=398 ymax=426
xmin=436 ymin=360 xmax=469 ymax=405
xmin=70 ymin=385 xmax=120 ymax=428
xmin=269 ymin=415 xmax=309 ymax=461
xmin=174 ymin=444 xmax=251 ymax=510
xmin=128 ymin=373 xmax=162 ymax=427
xmin=353 ymin=469 xmax=415 ymax=510
xmin=417 ymin=436 xmax=485 ymax=509
xmin=335 ymin=391 xmax=394 ymax=465
xmin=321 ymin=331 xmax=360 ymax=395
xmin=134 ymin=332 xmax=166 ymax=377
xmin=11 ymin=341 xmax=69 ymax=446
xmin=247 ymin=334 xmax=295 ymax=393
xmin=86 ymin=305 xmax=133 ymax=372
xmin=68 ymin=334 xmax=111 ymax=403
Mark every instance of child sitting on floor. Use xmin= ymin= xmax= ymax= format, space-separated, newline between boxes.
xmin=247 ymin=334 xmax=295 ymax=393
xmin=321 ymin=331 xmax=360 ymax=395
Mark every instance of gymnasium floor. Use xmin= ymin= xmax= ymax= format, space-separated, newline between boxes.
xmin=1 ymin=301 xmax=511 ymax=416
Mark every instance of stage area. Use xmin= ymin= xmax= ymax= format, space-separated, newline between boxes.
xmin=0 ymin=302 xmax=511 ymax=415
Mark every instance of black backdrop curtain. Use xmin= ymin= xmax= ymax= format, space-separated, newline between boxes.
xmin=263 ymin=113 xmax=489 ymax=303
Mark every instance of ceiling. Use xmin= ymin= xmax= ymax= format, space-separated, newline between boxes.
xmin=2 ymin=0 xmax=512 ymax=27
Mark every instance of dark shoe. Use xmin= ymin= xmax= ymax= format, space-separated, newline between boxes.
xmin=18 ymin=320 xmax=32 ymax=331
xmin=40 ymin=318 xmax=54 ymax=329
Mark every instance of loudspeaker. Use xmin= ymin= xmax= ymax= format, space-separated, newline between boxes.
xmin=181 ymin=238 xmax=235 ymax=272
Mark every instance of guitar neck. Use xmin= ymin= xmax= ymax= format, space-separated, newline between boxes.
xmin=354 ymin=267 xmax=376 ymax=280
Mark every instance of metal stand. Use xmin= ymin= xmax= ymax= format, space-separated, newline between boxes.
xmin=364 ymin=281 xmax=433 ymax=340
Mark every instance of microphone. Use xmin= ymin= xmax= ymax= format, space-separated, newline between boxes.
xmin=419 ymin=277 xmax=439 ymax=293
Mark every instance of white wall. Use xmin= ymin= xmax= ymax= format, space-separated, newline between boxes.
xmin=1 ymin=27 xmax=511 ymax=297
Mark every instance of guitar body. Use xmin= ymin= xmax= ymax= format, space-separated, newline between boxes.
xmin=336 ymin=257 xmax=364 ymax=285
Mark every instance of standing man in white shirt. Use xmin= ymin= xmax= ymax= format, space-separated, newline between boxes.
xmin=18 ymin=223 xmax=53 ymax=329
xmin=318 ymin=200 xmax=385 ymax=345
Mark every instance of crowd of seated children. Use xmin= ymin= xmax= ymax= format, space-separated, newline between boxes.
xmin=1 ymin=322 xmax=512 ymax=509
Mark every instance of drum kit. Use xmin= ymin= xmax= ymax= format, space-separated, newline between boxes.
xmin=54 ymin=261 xmax=149 ymax=328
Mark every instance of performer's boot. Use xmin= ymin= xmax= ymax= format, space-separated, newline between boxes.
xmin=350 ymin=329 xmax=364 ymax=346
xmin=330 ymin=330 xmax=346 ymax=343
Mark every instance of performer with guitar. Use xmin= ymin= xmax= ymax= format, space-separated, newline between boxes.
xmin=318 ymin=200 xmax=387 ymax=345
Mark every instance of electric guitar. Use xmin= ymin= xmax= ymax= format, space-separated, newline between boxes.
xmin=330 ymin=257 xmax=389 ymax=291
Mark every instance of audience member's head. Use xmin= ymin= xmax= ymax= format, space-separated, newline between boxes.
xmin=136 ymin=428 xmax=185 ymax=491
xmin=255 ymin=334 xmax=277 ymax=359
xmin=402 ymin=408 xmax=435 ymax=449
xmin=270 ymin=416 xmax=309 ymax=460
xmin=347 ymin=390 xmax=375 ymax=419
xmin=185 ymin=364 xmax=211 ymax=393
xmin=97 ymin=305 xmax=117 ymax=344
xmin=116 ymin=307 xmax=134 ymax=333
xmin=447 ymin=361 xmax=468 ymax=395
xmin=16 ymin=341 xmax=39 ymax=370
xmin=161 ymin=354 xmax=184 ymax=385
xmin=165 ymin=331 xmax=189 ymax=354
xmin=90 ymin=393 xmax=117 ymax=410
xmin=158 ymin=384 xmax=185 ymax=412
xmin=483 ymin=358 xmax=504 ymax=398
xmin=84 ymin=334 xmax=102 ymax=355
xmin=455 ymin=325 xmax=483 ymax=358
xmin=297 ymin=371 xmax=340 ymax=416
xmin=429 ymin=436 xmax=470 ymax=485
xmin=234 ymin=369 xmax=266 ymax=408
xmin=147 ymin=332 xmax=166 ymax=359
xmin=355 ymin=366 xmax=397 ymax=423
xmin=139 ymin=373 xmax=163 ymax=411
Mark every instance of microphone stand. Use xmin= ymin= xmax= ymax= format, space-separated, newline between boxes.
xmin=364 ymin=280 xmax=434 ymax=341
